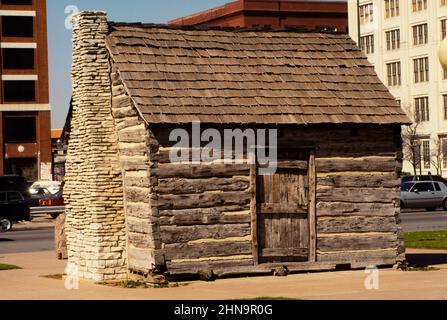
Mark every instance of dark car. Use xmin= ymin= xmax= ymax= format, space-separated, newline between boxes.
xmin=0 ymin=175 xmax=31 ymax=199
xmin=0 ymin=191 xmax=31 ymax=232
xmin=402 ymin=175 xmax=447 ymax=184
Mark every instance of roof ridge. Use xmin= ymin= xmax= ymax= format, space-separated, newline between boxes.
xmin=108 ymin=22 xmax=347 ymax=35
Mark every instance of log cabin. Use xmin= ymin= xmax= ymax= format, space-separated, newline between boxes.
xmin=63 ymin=11 xmax=411 ymax=282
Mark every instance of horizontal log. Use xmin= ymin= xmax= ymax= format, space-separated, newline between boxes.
xmin=317 ymin=249 xmax=398 ymax=265
xmin=258 ymin=203 xmax=307 ymax=215
xmin=153 ymin=164 xmax=250 ymax=178
xmin=263 ymin=160 xmax=308 ymax=170
xmin=160 ymin=224 xmax=251 ymax=244
xmin=152 ymin=149 xmax=250 ymax=164
xmin=316 ymin=187 xmax=399 ymax=203
xmin=157 ymin=191 xmax=251 ymax=210
xmin=166 ymin=260 xmax=340 ymax=276
xmin=316 ymin=202 xmax=397 ymax=217
xmin=318 ymin=234 xmax=399 ymax=252
xmin=159 ymin=207 xmax=251 ymax=226
xmin=163 ymin=241 xmax=252 ymax=260
xmin=317 ymin=216 xmax=398 ymax=234
xmin=261 ymin=247 xmax=308 ymax=258
xmin=316 ymin=141 xmax=398 ymax=158
xmin=158 ymin=177 xmax=249 ymax=195
xmin=317 ymin=174 xmax=400 ymax=188
xmin=317 ymin=157 xmax=397 ymax=173
xmin=166 ymin=259 xmax=254 ymax=275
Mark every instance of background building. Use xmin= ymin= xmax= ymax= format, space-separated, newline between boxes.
xmin=170 ymin=0 xmax=348 ymax=32
xmin=348 ymin=0 xmax=447 ymax=176
xmin=0 ymin=0 xmax=51 ymax=182
xmin=51 ymin=129 xmax=66 ymax=182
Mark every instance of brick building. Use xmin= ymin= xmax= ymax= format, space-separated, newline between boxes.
xmin=169 ymin=0 xmax=348 ymax=33
xmin=0 ymin=0 xmax=51 ymax=182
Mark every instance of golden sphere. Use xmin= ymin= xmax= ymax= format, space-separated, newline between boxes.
xmin=439 ymin=37 xmax=447 ymax=68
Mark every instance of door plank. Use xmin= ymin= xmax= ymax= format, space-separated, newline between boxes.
xmin=261 ymin=247 xmax=309 ymax=257
xmin=250 ymin=164 xmax=258 ymax=265
xmin=308 ymin=149 xmax=317 ymax=262
xmin=258 ymin=204 xmax=307 ymax=214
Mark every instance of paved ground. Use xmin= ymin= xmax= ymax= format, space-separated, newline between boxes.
xmin=1 ymin=249 xmax=447 ymax=300
xmin=400 ymin=209 xmax=447 ymax=232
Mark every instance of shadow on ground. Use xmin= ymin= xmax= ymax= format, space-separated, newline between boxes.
xmin=407 ymin=253 xmax=447 ymax=267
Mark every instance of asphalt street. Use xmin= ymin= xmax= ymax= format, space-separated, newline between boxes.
xmin=400 ymin=210 xmax=447 ymax=232
xmin=0 ymin=228 xmax=54 ymax=254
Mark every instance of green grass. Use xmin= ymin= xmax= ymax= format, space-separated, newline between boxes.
xmin=0 ymin=263 xmax=20 ymax=271
xmin=405 ymin=230 xmax=447 ymax=249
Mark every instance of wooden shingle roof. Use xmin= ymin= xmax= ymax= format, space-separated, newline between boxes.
xmin=106 ymin=23 xmax=411 ymax=125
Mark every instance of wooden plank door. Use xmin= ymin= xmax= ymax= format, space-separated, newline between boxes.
xmin=256 ymin=148 xmax=314 ymax=263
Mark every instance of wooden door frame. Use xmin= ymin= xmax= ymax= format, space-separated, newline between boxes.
xmin=250 ymin=147 xmax=317 ymax=265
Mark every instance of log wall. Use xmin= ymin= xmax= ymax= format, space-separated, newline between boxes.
xmin=147 ymin=124 xmax=404 ymax=275
xmin=110 ymin=65 xmax=162 ymax=275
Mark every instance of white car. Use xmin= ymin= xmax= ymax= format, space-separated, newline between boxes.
xmin=29 ymin=181 xmax=62 ymax=195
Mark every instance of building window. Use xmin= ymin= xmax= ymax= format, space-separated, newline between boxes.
xmin=385 ymin=0 xmax=399 ymax=18
xmin=412 ymin=0 xmax=427 ymax=11
xmin=387 ymin=61 xmax=401 ymax=86
xmin=386 ymin=29 xmax=400 ymax=50
xmin=1 ymin=16 xmax=33 ymax=38
xmin=3 ymin=116 xmax=36 ymax=143
xmin=360 ymin=34 xmax=374 ymax=54
xmin=442 ymin=19 xmax=447 ymax=40
xmin=415 ymin=97 xmax=430 ymax=122
xmin=2 ymin=48 xmax=34 ymax=70
xmin=0 ymin=0 xmax=33 ymax=4
xmin=443 ymin=139 xmax=447 ymax=169
xmin=359 ymin=3 xmax=374 ymax=25
xmin=413 ymin=23 xmax=428 ymax=45
xmin=3 ymin=81 xmax=36 ymax=102
xmin=422 ymin=140 xmax=431 ymax=169
xmin=414 ymin=57 xmax=429 ymax=83
xmin=444 ymin=95 xmax=447 ymax=119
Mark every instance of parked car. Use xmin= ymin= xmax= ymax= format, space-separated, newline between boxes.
xmin=37 ymin=190 xmax=65 ymax=219
xmin=29 ymin=180 xmax=61 ymax=195
xmin=401 ymin=180 xmax=447 ymax=211
xmin=28 ymin=187 xmax=53 ymax=207
xmin=402 ymin=175 xmax=447 ymax=184
xmin=0 ymin=191 xmax=31 ymax=232
xmin=0 ymin=175 xmax=31 ymax=199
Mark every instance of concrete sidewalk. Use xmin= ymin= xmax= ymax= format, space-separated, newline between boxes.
xmin=1 ymin=249 xmax=447 ymax=300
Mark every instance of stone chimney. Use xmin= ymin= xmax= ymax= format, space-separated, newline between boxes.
xmin=64 ymin=11 xmax=128 ymax=281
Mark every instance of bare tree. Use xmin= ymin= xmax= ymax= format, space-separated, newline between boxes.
xmin=431 ymin=137 xmax=444 ymax=176
xmin=401 ymin=101 xmax=421 ymax=177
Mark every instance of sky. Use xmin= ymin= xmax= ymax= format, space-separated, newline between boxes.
xmin=47 ymin=0 xmax=229 ymax=128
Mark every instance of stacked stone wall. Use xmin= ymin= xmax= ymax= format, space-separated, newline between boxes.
xmin=64 ymin=11 xmax=128 ymax=281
